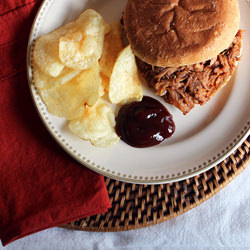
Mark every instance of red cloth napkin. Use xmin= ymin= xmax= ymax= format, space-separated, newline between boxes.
xmin=0 ymin=0 xmax=111 ymax=246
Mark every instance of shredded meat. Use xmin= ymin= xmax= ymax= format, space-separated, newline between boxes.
xmin=136 ymin=30 xmax=243 ymax=114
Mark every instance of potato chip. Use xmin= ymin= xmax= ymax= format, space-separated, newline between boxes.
xmin=59 ymin=9 xmax=106 ymax=70
xmin=40 ymin=87 xmax=84 ymax=120
xmin=33 ymin=8 xmax=145 ymax=148
xmin=75 ymin=9 xmax=105 ymax=36
xmin=69 ymin=101 xmax=119 ymax=147
xmin=100 ymin=72 xmax=110 ymax=93
xmin=75 ymin=63 xmax=102 ymax=107
xmin=33 ymin=65 xmax=81 ymax=90
xmin=39 ymin=63 xmax=102 ymax=120
xmin=109 ymin=45 xmax=143 ymax=104
xmin=33 ymin=22 xmax=75 ymax=77
xmin=99 ymin=21 xmax=124 ymax=78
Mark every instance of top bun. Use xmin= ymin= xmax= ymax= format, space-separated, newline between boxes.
xmin=124 ymin=0 xmax=240 ymax=67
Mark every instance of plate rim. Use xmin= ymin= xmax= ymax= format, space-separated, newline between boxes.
xmin=26 ymin=0 xmax=250 ymax=184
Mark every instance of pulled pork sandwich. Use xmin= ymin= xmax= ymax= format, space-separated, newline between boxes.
xmin=123 ymin=0 xmax=243 ymax=114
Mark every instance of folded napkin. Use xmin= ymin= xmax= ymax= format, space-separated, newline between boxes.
xmin=0 ymin=0 xmax=111 ymax=246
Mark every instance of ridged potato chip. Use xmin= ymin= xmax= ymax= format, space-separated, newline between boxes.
xmin=99 ymin=21 xmax=124 ymax=78
xmin=59 ymin=9 xmax=106 ymax=70
xmin=109 ymin=45 xmax=143 ymax=104
xmin=69 ymin=101 xmax=119 ymax=147
xmin=39 ymin=63 xmax=102 ymax=120
xmin=33 ymin=22 xmax=75 ymax=77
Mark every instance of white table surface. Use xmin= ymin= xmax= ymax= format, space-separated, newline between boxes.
xmin=1 ymin=163 xmax=250 ymax=250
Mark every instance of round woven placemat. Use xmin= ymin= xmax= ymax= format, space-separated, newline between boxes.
xmin=62 ymin=135 xmax=250 ymax=232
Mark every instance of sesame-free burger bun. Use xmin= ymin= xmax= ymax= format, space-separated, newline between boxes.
xmin=124 ymin=0 xmax=240 ymax=67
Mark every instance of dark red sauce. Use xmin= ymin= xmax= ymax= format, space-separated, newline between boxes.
xmin=115 ymin=96 xmax=175 ymax=148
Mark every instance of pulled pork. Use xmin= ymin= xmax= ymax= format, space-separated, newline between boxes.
xmin=136 ymin=30 xmax=243 ymax=115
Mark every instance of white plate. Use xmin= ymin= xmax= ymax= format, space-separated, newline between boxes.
xmin=27 ymin=0 xmax=250 ymax=184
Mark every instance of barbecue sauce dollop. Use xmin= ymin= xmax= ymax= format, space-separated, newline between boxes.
xmin=115 ymin=96 xmax=175 ymax=148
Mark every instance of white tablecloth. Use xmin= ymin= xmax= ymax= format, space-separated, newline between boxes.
xmin=1 ymin=163 xmax=250 ymax=250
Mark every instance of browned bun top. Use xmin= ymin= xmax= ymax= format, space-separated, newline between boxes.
xmin=124 ymin=0 xmax=240 ymax=67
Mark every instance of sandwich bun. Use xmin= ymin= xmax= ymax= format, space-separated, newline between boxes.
xmin=124 ymin=0 xmax=240 ymax=67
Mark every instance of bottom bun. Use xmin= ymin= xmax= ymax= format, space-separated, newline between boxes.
xmin=136 ymin=30 xmax=243 ymax=115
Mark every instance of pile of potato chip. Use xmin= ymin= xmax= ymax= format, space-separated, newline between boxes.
xmin=33 ymin=9 xmax=143 ymax=147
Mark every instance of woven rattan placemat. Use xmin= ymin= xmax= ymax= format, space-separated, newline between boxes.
xmin=63 ymin=135 xmax=250 ymax=232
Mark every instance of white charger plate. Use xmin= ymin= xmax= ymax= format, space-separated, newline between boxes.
xmin=27 ymin=0 xmax=250 ymax=184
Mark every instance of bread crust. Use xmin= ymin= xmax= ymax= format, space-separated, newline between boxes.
xmin=124 ymin=0 xmax=240 ymax=67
